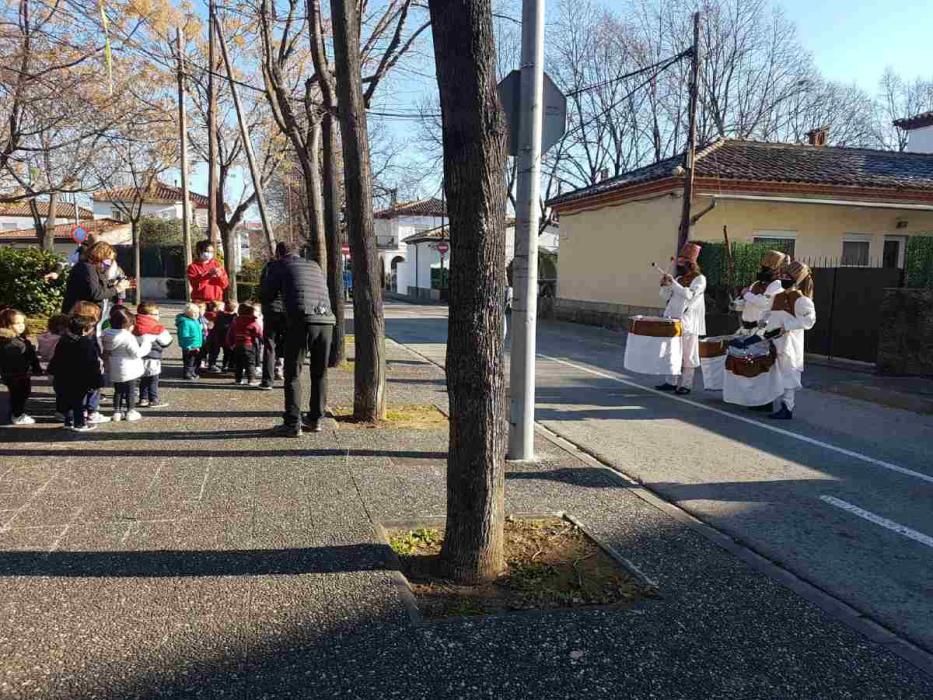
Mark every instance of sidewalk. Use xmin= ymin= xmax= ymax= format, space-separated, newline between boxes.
xmin=1 ymin=325 xmax=931 ymax=697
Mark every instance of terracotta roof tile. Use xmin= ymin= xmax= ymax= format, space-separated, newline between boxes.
xmin=93 ymin=180 xmax=210 ymax=208
xmin=0 ymin=218 xmax=129 ymax=241
xmin=402 ymin=224 xmax=448 ymax=244
xmin=0 ymin=201 xmax=94 ymax=219
xmin=548 ymin=139 xmax=933 ymax=208
xmin=374 ymin=198 xmax=447 ymax=219
xmin=893 ymin=111 xmax=933 ymax=130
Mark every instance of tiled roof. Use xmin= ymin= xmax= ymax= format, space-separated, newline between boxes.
xmin=0 ymin=201 xmax=94 ymax=219
xmin=375 ymin=198 xmax=447 ymax=219
xmin=93 ymin=181 xmax=210 ymax=208
xmin=894 ymin=111 xmax=933 ymax=130
xmin=0 ymin=218 xmax=129 ymax=241
xmin=402 ymin=224 xmax=448 ymax=244
xmin=548 ymin=139 xmax=933 ymax=208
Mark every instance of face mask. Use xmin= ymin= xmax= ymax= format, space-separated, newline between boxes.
xmin=757 ymin=268 xmax=773 ymax=282
xmin=780 ymin=278 xmax=795 ymax=289
xmin=101 ymin=259 xmax=113 ymax=269
xmin=200 ymin=252 xmax=214 ymax=262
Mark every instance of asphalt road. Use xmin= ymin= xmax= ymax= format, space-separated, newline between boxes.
xmin=383 ymin=301 xmax=933 ymax=654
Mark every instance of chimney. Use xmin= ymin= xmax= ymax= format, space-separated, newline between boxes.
xmin=390 ymin=188 xmax=398 ymax=206
xmin=599 ymin=168 xmax=610 ymax=182
xmin=893 ymin=111 xmax=933 ymax=154
xmin=806 ymin=127 xmax=828 ymax=147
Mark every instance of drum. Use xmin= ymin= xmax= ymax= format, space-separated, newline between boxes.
xmin=623 ymin=316 xmax=683 ymax=376
xmin=722 ymin=337 xmax=783 ymax=406
xmin=699 ymin=335 xmax=733 ymax=391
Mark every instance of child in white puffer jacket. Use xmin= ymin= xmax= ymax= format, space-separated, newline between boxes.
xmin=101 ymin=307 xmax=151 ymax=422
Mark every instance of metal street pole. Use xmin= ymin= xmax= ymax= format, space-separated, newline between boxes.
xmin=507 ymin=0 xmax=545 ymax=462
xmin=176 ymin=27 xmax=193 ymax=301
xmin=677 ymin=11 xmax=701 ymax=252
xmin=214 ymin=15 xmax=276 ymax=253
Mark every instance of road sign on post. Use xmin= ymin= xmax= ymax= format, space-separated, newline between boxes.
xmin=435 ymin=241 xmax=449 ymax=255
xmin=498 ymin=69 xmax=567 ymax=156
xmin=70 ymin=225 xmax=88 ymax=244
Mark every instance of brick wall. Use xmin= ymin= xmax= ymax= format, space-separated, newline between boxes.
xmin=877 ymin=289 xmax=933 ymax=376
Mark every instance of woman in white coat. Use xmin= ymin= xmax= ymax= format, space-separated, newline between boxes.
xmin=763 ymin=260 xmax=816 ymax=420
xmin=657 ymin=242 xmax=706 ymax=395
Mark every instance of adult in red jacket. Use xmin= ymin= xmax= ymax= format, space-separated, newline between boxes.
xmin=187 ymin=240 xmax=229 ymax=303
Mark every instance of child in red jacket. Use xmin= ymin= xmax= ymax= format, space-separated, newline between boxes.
xmin=227 ymin=303 xmax=262 ymax=386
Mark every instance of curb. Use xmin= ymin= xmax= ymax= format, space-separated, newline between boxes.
xmin=389 ymin=334 xmax=933 ymax=679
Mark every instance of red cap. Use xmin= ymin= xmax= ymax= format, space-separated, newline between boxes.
xmin=678 ymin=242 xmax=701 ymax=264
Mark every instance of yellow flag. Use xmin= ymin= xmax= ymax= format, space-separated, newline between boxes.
xmin=99 ymin=0 xmax=113 ymax=95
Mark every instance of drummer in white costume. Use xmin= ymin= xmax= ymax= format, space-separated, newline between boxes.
xmin=656 ymin=242 xmax=706 ymax=395
xmin=763 ymin=260 xmax=816 ymax=420
xmin=735 ymin=250 xmax=787 ymax=334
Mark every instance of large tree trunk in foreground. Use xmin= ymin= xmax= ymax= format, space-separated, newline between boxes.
xmin=220 ymin=220 xmax=238 ymax=304
xmin=430 ymin=0 xmax=508 ymax=583
xmin=322 ymin=113 xmax=346 ymax=367
xmin=308 ymin=119 xmax=328 ymax=271
xmin=330 ymin=0 xmax=386 ymax=420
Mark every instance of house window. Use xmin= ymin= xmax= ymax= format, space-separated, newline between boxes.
xmin=752 ymin=231 xmax=796 ymax=256
xmin=842 ymin=235 xmax=871 ymax=266
xmin=111 ymin=207 xmax=125 ymax=222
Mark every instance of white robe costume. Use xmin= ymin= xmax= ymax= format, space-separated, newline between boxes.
xmin=764 ymin=290 xmax=816 ymax=411
xmin=660 ymin=273 xmax=706 ymax=388
xmin=740 ymin=279 xmax=783 ymax=328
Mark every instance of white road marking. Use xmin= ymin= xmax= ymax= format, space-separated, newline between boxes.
xmin=540 ymin=355 xmax=933 ymax=486
xmin=196 ymin=460 xmax=212 ymax=501
xmin=820 ymin=495 xmax=933 ymax=549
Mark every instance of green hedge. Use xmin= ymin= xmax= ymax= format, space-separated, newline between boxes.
xmin=698 ymin=241 xmax=779 ymax=313
xmin=237 ymin=282 xmax=259 ymax=301
xmin=0 ymin=246 xmax=65 ymax=316
xmin=906 ymin=236 xmax=933 ymax=289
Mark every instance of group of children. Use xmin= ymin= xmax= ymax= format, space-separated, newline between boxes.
xmin=0 ymin=301 xmax=172 ymax=430
xmin=1 ymin=297 xmax=277 ymax=429
xmin=175 ymin=300 xmax=267 ymax=385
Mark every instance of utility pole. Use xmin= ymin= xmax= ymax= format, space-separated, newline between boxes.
xmin=507 ymin=0 xmax=545 ymax=462
xmin=677 ymin=11 xmax=701 ymax=252
xmin=177 ymin=27 xmax=193 ymax=300
xmin=207 ymin=0 xmax=221 ymax=247
xmin=214 ymin=15 xmax=275 ymax=253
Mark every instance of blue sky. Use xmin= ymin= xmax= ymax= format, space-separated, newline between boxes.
xmin=780 ymin=0 xmax=933 ymax=91
xmin=187 ymin=0 xmax=933 ymax=216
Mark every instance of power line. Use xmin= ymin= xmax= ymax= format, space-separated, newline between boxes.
xmin=565 ymin=49 xmax=690 ymax=98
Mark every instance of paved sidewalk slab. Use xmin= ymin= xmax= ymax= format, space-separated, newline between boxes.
xmin=0 ymin=324 xmax=931 ymax=698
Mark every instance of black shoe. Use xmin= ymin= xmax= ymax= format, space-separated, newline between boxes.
xmin=655 ymin=383 xmax=677 ymax=392
xmin=674 ymin=386 xmax=691 ymax=395
xmin=270 ymin=423 xmax=302 ymax=438
xmin=750 ymin=403 xmax=773 ymax=412
xmin=769 ymin=403 xmax=793 ymax=420
xmin=301 ymin=419 xmax=322 ymax=433
xmin=257 ymin=382 xmax=274 ymax=391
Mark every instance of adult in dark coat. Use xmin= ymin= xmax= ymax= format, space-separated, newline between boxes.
xmin=260 ymin=242 xmax=335 ymax=437
xmin=61 ymin=242 xmax=128 ymax=314
xmin=257 ymin=243 xmax=289 ymax=389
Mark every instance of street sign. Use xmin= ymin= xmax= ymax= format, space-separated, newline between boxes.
xmin=435 ymin=242 xmax=449 ymax=255
xmin=497 ymin=69 xmax=567 ymax=157
xmin=71 ymin=225 xmax=88 ymax=244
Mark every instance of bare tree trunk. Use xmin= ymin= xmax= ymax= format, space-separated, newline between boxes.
xmin=429 ymin=0 xmax=508 ymax=583
xmin=41 ymin=191 xmax=58 ymax=252
xmin=330 ymin=0 xmax=386 ymax=421
xmin=133 ymin=219 xmax=141 ymax=304
xmin=308 ymin=119 xmax=327 ymax=269
xmin=220 ymin=220 xmax=238 ymax=304
xmin=322 ymin=113 xmax=346 ymax=367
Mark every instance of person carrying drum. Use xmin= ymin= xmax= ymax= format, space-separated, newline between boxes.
xmin=761 ymin=260 xmax=816 ymax=420
xmin=656 ymin=242 xmax=706 ymax=395
xmin=734 ymin=250 xmax=787 ymax=334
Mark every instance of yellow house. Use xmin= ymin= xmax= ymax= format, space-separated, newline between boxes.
xmin=548 ymin=138 xmax=933 ymax=323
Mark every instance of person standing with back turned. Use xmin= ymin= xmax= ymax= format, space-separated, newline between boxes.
xmin=260 ymin=243 xmax=335 ymax=437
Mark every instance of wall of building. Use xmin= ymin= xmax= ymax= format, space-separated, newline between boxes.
xmin=691 ymin=195 xmax=933 ymax=264
xmin=906 ymin=125 xmax=933 ymax=154
xmin=555 ymin=191 xmax=933 ymax=322
xmin=0 ymin=215 xmax=37 ymax=231
xmin=93 ymin=200 xmax=208 ymax=226
xmin=405 ymin=241 xmax=448 ymax=293
xmin=556 ymin=191 xmax=682 ymax=314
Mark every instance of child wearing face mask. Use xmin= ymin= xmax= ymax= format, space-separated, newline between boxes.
xmin=186 ymin=240 xmax=229 ymax=304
